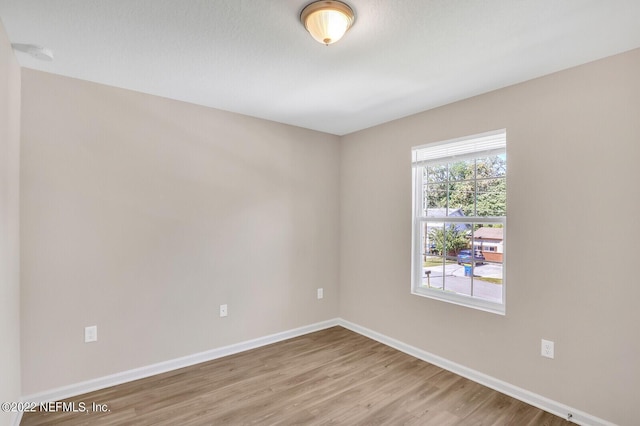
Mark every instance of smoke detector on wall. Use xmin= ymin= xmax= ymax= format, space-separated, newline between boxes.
xmin=11 ymin=43 xmax=54 ymax=61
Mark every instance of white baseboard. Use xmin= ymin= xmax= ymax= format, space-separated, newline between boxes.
xmin=10 ymin=412 xmax=21 ymax=426
xmin=336 ymin=319 xmax=614 ymax=426
xmin=18 ymin=317 xmax=613 ymax=426
xmin=20 ymin=318 xmax=340 ymax=407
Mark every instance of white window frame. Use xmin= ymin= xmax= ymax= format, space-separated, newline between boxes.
xmin=411 ymin=129 xmax=507 ymax=315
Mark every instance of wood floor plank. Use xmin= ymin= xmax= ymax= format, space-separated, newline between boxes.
xmin=21 ymin=326 xmax=572 ymax=425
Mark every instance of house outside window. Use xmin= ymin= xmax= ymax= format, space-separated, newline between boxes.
xmin=411 ymin=130 xmax=506 ymax=314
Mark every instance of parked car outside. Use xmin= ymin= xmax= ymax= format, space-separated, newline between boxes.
xmin=457 ymin=249 xmax=485 ymax=265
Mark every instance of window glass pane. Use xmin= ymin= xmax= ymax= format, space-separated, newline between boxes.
xmin=443 ymin=221 xmax=473 ymax=296
xmin=471 ymin=267 xmax=503 ymax=304
xmin=425 ymin=221 xmax=444 ymax=256
xmin=448 ymin=159 xmax=475 ymax=182
xmin=447 ymin=181 xmax=475 ymax=216
xmin=446 ymin=264 xmax=472 ymax=297
xmin=443 ymin=222 xmax=469 ymax=262
xmin=426 ymin=164 xmax=447 ymax=184
xmin=476 ymin=155 xmax=506 ymax=179
xmin=426 ymin=182 xmax=447 ymax=213
xmin=476 ymin=178 xmax=506 ymax=216
xmin=422 ymin=222 xmax=444 ymax=289
xmin=471 ymin=224 xmax=504 ymax=304
xmin=422 ymin=257 xmax=445 ymax=290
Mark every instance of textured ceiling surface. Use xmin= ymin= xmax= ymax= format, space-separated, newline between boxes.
xmin=2 ymin=0 xmax=640 ymax=135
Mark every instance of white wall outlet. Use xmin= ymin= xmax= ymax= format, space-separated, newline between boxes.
xmin=317 ymin=288 xmax=324 ymax=299
xmin=84 ymin=325 xmax=97 ymax=343
xmin=541 ymin=339 xmax=554 ymax=359
xmin=219 ymin=304 xmax=228 ymax=317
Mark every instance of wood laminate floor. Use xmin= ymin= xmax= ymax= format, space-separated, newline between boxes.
xmin=21 ymin=326 xmax=571 ymax=425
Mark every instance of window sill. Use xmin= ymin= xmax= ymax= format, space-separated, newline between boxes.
xmin=411 ymin=286 xmax=505 ymax=315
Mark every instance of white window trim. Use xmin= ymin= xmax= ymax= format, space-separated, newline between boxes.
xmin=411 ymin=129 xmax=506 ymax=315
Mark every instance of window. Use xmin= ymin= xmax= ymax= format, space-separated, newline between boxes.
xmin=411 ymin=130 xmax=506 ymax=314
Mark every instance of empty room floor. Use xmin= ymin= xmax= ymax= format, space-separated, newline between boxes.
xmin=21 ymin=327 xmax=571 ymax=425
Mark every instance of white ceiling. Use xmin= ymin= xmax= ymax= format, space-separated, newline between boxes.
xmin=2 ymin=0 xmax=640 ymax=135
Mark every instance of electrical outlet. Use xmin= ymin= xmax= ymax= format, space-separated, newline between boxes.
xmin=541 ymin=339 xmax=554 ymax=359
xmin=84 ymin=325 xmax=97 ymax=343
xmin=219 ymin=304 xmax=228 ymax=317
xmin=317 ymin=288 xmax=324 ymax=299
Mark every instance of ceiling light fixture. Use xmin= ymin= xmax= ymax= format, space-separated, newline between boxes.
xmin=300 ymin=1 xmax=355 ymax=45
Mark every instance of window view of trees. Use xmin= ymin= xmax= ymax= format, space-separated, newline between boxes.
xmin=428 ymin=224 xmax=466 ymax=257
xmin=424 ymin=155 xmax=506 ymax=217
xmin=416 ymin=154 xmax=506 ymax=307
xmin=412 ymin=131 xmax=507 ymax=312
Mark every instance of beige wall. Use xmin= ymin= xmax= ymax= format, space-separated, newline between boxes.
xmin=340 ymin=48 xmax=640 ymax=425
xmin=19 ymin=69 xmax=341 ymax=394
xmin=16 ymin=41 xmax=640 ymax=424
xmin=0 ymin=19 xmax=21 ymax=426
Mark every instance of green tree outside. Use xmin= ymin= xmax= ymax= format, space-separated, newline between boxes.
xmin=428 ymin=224 xmax=468 ymax=257
xmin=424 ymin=155 xmax=506 ymax=218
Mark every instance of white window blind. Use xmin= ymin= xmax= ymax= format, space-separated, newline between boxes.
xmin=413 ymin=129 xmax=506 ymax=167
